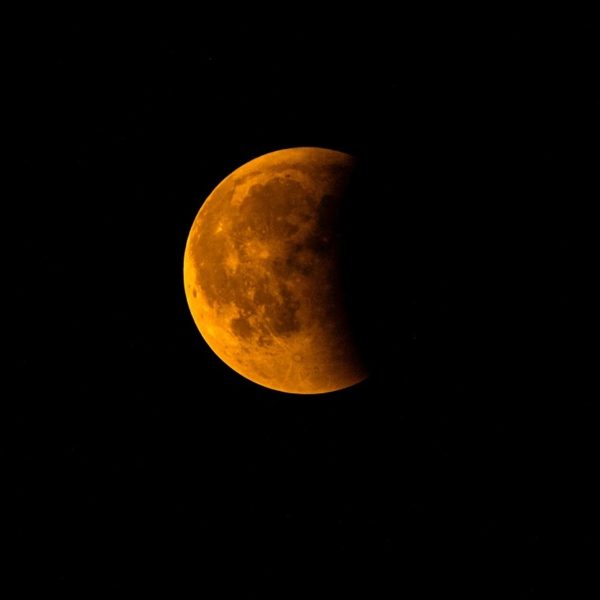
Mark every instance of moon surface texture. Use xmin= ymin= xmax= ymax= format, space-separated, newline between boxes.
xmin=183 ymin=147 xmax=368 ymax=394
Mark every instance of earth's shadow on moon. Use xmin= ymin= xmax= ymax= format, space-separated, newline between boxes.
xmin=339 ymin=153 xmax=417 ymax=389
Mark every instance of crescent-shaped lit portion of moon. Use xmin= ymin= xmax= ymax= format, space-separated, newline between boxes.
xmin=183 ymin=147 xmax=368 ymax=394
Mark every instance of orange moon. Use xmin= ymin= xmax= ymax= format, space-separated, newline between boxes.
xmin=183 ymin=147 xmax=368 ymax=394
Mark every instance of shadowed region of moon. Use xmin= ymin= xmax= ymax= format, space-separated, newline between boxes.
xmin=184 ymin=147 xmax=370 ymax=394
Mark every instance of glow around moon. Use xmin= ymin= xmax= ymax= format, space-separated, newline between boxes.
xmin=183 ymin=147 xmax=368 ymax=394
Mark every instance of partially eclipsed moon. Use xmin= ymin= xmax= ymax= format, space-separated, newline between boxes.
xmin=183 ymin=147 xmax=368 ymax=394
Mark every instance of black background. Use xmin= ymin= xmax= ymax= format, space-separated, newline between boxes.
xmin=7 ymin=10 xmax=597 ymax=597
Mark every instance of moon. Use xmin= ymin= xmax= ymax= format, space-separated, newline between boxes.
xmin=183 ymin=147 xmax=368 ymax=394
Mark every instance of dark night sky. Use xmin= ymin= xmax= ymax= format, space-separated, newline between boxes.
xmin=7 ymin=11 xmax=597 ymax=596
